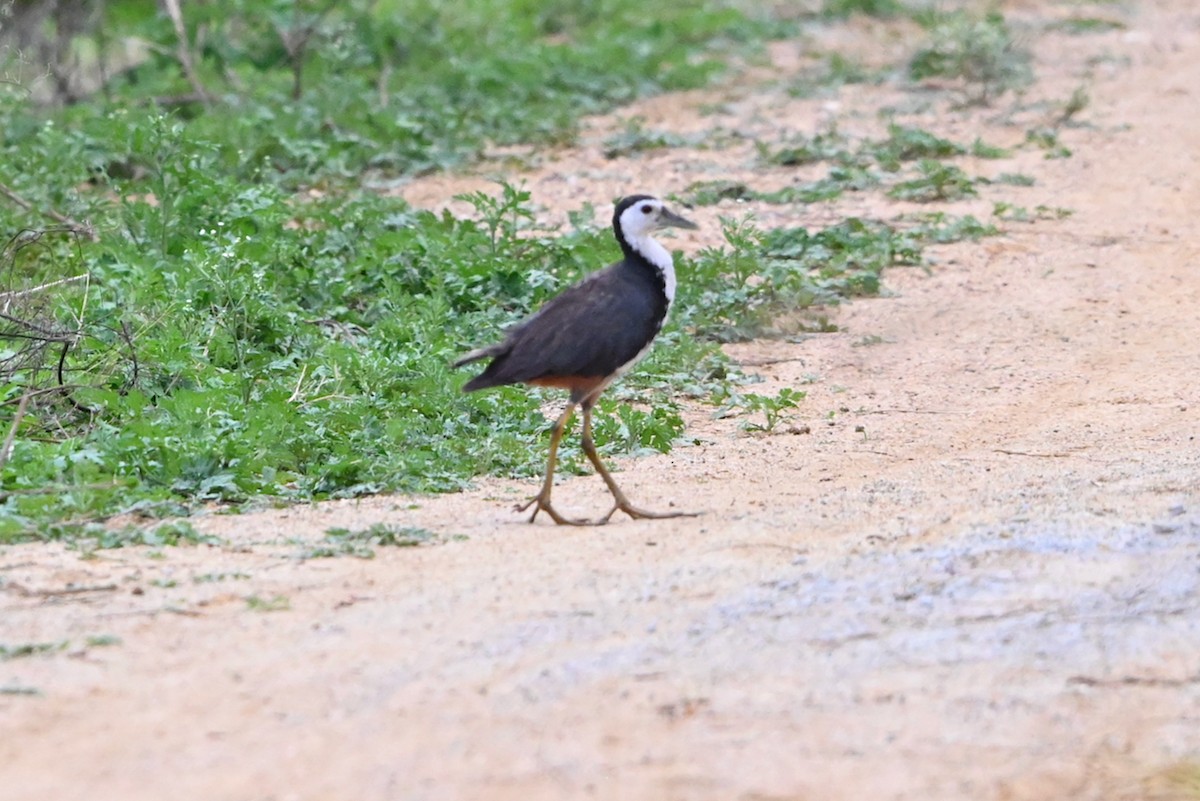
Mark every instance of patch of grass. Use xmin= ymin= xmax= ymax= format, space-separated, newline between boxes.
xmin=887 ymin=159 xmax=978 ymax=202
xmin=2 ymin=0 xmax=789 ymax=184
xmin=820 ymin=0 xmax=908 ymax=18
xmin=0 ymin=641 xmax=67 ymax=660
xmin=84 ymin=634 xmax=122 ymax=648
xmin=970 ymin=138 xmax=1010 ymax=159
xmin=993 ymin=202 xmax=1073 ymax=222
xmin=869 ymin=124 xmax=965 ymax=171
xmin=1057 ymin=85 xmax=1091 ymax=126
xmin=245 ymin=594 xmax=290 ymax=612
xmin=593 ymin=400 xmax=685 ymax=455
xmin=34 ymin=521 xmax=220 ymax=554
xmin=194 ymin=571 xmax=251 ymax=583
xmin=900 ymin=212 xmax=998 ymax=242
xmin=991 ymin=172 xmax=1035 ymax=186
xmin=726 ymin=387 xmax=806 ymax=433
xmin=678 ymin=215 xmax=932 ymax=342
xmin=681 ymin=180 xmax=757 ymax=206
xmin=752 ymin=125 xmax=1007 ymax=201
xmin=1026 ymin=127 xmax=1073 ymax=158
xmin=0 ymin=1 xmax=1035 ymax=540
xmin=789 ymin=53 xmax=887 ymax=97
xmin=602 ymin=119 xmax=694 ymax=159
xmin=1050 ymin=17 xmax=1126 ymax=35
xmin=306 ymin=522 xmax=440 ymax=558
xmin=909 ymin=11 xmax=1033 ymax=105
xmin=682 ymin=170 xmax=877 ymax=207
xmin=757 ymin=129 xmax=854 ymax=167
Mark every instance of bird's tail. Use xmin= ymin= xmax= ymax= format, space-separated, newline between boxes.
xmin=452 ymin=344 xmax=501 ymax=369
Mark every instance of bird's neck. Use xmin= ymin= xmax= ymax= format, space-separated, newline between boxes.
xmin=622 ymin=234 xmax=676 ymax=306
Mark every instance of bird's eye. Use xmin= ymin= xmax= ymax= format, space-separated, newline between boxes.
xmin=640 ymin=204 xmax=653 ymax=214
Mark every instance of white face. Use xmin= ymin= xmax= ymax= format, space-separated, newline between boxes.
xmin=618 ymin=197 xmax=667 ymax=241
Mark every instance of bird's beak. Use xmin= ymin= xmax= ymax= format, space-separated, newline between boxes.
xmin=659 ymin=206 xmax=699 ymax=230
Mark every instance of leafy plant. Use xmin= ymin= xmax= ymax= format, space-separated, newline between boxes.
xmin=887 ymin=160 xmax=978 ymax=202
xmin=870 ymin=124 xmax=965 ymax=171
xmin=757 ymin=129 xmax=854 ymax=167
xmin=0 ymin=641 xmax=67 ymax=660
xmin=909 ymin=11 xmax=1033 ymax=104
xmin=737 ymin=388 xmax=805 ymax=432
xmin=245 ymin=594 xmax=290 ymax=612
xmin=602 ymin=119 xmax=694 ymax=159
xmin=0 ymin=0 xmax=1045 ymax=542
xmin=307 ymin=523 xmax=440 ymax=558
xmin=1026 ymin=127 xmax=1073 ymax=159
xmin=821 ymin=0 xmax=908 ymax=19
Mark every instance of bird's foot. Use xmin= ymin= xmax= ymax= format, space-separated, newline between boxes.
xmin=515 ymin=495 xmax=593 ymax=526
xmin=598 ymin=500 xmax=700 ymax=525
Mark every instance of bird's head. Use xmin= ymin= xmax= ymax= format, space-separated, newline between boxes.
xmin=613 ymin=195 xmax=698 ymax=247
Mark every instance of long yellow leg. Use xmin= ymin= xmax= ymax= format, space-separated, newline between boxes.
xmin=516 ymin=402 xmax=589 ymax=525
xmin=580 ymin=405 xmax=698 ymax=524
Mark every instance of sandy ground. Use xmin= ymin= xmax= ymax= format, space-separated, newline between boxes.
xmin=3 ymin=2 xmax=1199 ymax=800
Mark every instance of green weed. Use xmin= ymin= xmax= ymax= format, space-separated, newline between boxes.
xmin=245 ymin=594 xmax=290 ymax=612
xmin=870 ymin=124 xmax=965 ymax=171
xmin=306 ymin=523 xmax=440 ymax=558
xmin=736 ymin=388 xmax=806 ymax=433
xmin=0 ymin=641 xmax=66 ymax=660
xmin=888 ymin=160 xmax=978 ymax=202
xmin=1050 ymin=17 xmax=1125 ymax=35
xmin=909 ymin=11 xmax=1033 ymax=105
xmin=820 ymin=0 xmax=908 ymax=18
xmin=757 ymin=129 xmax=854 ymax=167
xmin=991 ymin=172 xmax=1035 ymax=186
xmin=1026 ymin=127 xmax=1073 ymax=159
xmin=678 ymin=215 xmax=936 ymax=343
xmin=84 ymin=634 xmax=122 ymax=648
xmin=970 ymin=138 xmax=1010 ymax=159
xmin=789 ymin=53 xmax=886 ymax=97
xmin=193 ymin=572 xmax=251 ymax=583
xmin=993 ymin=202 xmax=1073 ymax=222
xmin=603 ymin=119 xmax=694 ymax=159
xmin=900 ymin=212 xmax=998 ymax=242
xmin=0 ymin=1 xmax=1043 ymax=539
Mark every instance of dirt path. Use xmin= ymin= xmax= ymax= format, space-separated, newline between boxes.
xmin=3 ymin=2 xmax=1199 ymax=800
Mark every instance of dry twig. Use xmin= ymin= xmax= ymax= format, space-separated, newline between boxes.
xmin=0 ymin=182 xmax=96 ymax=241
xmin=160 ymin=0 xmax=211 ymax=105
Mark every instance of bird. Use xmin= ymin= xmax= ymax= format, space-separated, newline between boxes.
xmin=454 ymin=194 xmax=699 ymax=525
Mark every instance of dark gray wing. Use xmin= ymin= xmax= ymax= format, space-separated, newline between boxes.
xmin=461 ymin=263 xmax=666 ymax=392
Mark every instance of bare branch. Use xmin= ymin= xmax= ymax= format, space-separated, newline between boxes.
xmin=160 ymin=0 xmax=211 ymax=105
xmin=0 ymin=182 xmax=97 ymax=241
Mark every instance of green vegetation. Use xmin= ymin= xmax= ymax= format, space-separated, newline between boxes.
xmin=993 ymin=202 xmax=1073 ymax=222
xmin=887 ymin=160 xmax=978 ymax=202
xmin=688 ymin=125 xmax=1008 ymax=208
xmin=0 ymin=641 xmax=66 ymax=660
xmin=304 ymin=522 xmax=442 ymax=558
xmin=245 ymin=594 xmax=290 ymax=612
xmin=0 ymin=1 xmax=1046 ymax=543
xmin=820 ymin=0 xmax=907 ymax=19
xmin=909 ymin=11 xmax=1033 ymax=104
xmin=602 ymin=119 xmax=696 ymax=159
xmin=1050 ymin=17 xmax=1126 ymax=35
xmin=1026 ymin=126 xmax=1074 ymax=159
xmin=676 ymin=214 xmax=994 ymax=343
xmin=730 ymin=387 xmax=806 ymax=433
xmin=788 ymin=52 xmax=887 ymax=97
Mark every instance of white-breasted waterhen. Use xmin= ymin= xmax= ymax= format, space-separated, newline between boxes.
xmin=454 ymin=194 xmax=699 ymax=525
